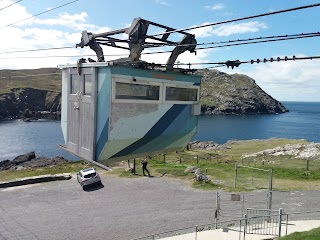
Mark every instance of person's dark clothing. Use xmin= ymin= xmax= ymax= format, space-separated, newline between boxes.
xmin=141 ymin=159 xmax=150 ymax=176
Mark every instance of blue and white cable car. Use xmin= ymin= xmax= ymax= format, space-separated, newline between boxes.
xmin=59 ymin=18 xmax=202 ymax=166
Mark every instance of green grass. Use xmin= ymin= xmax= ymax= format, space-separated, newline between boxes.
xmin=0 ymin=161 xmax=87 ymax=182
xmin=280 ymin=227 xmax=320 ymax=240
xmin=0 ymin=68 xmax=61 ymax=94
xmin=2 ymin=139 xmax=320 ymax=192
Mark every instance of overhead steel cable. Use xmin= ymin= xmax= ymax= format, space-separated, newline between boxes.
xmin=149 ymin=3 xmax=320 ymax=37
xmin=0 ymin=53 xmax=128 ymax=59
xmin=0 ymin=31 xmax=318 ymax=56
xmin=0 ymin=73 xmax=61 ymax=79
xmin=0 ymin=32 xmax=319 ymax=60
xmin=0 ymin=46 xmax=75 ymax=55
xmin=160 ymin=32 xmax=320 ymax=48
xmin=196 ymin=33 xmax=320 ymax=51
xmin=0 ymin=0 xmax=80 ymax=29
xmin=0 ymin=0 xmax=22 ymax=11
xmin=175 ymin=55 xmax=320 ymax=69
xmin=143 ymin=33 xmax=320 ymax=55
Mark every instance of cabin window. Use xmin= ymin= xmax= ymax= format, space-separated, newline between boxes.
xmin=84 ymin=75 xmax=92 ymax=96
xmin=115 ymin=82 xmax=160 ymax=100
xmin=165 ymin=86 xmax=198 ymax=102
xmin=70 ymin=75 xmax=78 ymax=94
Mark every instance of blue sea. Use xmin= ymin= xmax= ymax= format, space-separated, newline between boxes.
xmin=0 ymin=102 xmax=319 ymax=161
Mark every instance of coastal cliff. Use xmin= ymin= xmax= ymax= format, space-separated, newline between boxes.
xmin=0 ymin=88 xmax=61 ymax=120
xmin=197 ymin=69 xmax=288 ymax=114
xmin=0 ymin=68 xmax=61 ymax=120
xmin=0 ymin=67 xmax=287 ymax=119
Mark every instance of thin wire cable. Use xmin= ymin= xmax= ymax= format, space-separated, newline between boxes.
xmin=0 ymin=0 xmax=80 ymax=29
xmin=197 ymin=34 xmax=320 ymax=51
xmin=0 ymin=73 xmax=61 ymax=79
xmin=0 ymin=33 xmax=319 ymax=60
xmin=150 ymin=3 xmax=320 ymax=37
xmin=161 ymin=32 xmax=320 ymax=48
xmin=0 ymin=31 xmax=318 ymax=56
xmin=143 ymin=34 xmax=320 ymax=55
xmin=2 ymin=55 xmax=319 ymax=76
xmin=0 ymin=0 xmax=22 ymax=11
xmin=0 ymin=53 xmax=129 ymax=59
xmin=0 ymin=46 xmax=74 ymax=55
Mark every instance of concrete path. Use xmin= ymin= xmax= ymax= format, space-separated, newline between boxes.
xmin=160 ymin=220 xmax=320 ymax=240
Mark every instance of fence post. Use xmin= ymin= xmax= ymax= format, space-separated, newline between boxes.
xmin=179 ymin=156 xmax=182 ymax=164
xmin=163 ymin=154 xmax=166 ymax=163
xmin=234 ymin=164 xmax=238 ymax=188
xmin=244 ymin=214 xmax=247 ymax=240
xmin=195 ymin=226 xmax=198 ymax=240
xmin=306 ymin=159 xmax=310 ymax=171
xmin=251 ymin=168 xmax=254 ymax=187
xmin=268 ymin=169 xmax=273 ymax=211
xmin=278 ymin=208 xmax=283 ymax=238
xmin=215 ymin=192 xmax=219 ymax=220
xmin=133 ymin=159 xmax=136 ymax=175
xmin=197 ymin=155 xmax=199 ymax=164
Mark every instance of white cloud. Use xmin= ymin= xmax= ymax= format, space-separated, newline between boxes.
xmin=0 ymin=0 xmax=33 ymax=27
xmin=0 ymin=1 xmax=114 ymax=69
xmin=212 ymin=22 xmax=268 ymax=36
xmin=34 ymin=12 xmax=111 ymax=32
xmin=155 ymin=0 xmax=170 ymax=6
xmin=190 ymin=21 xmax=268 ymax=38
xmin=205 ymin=4 xmax=225 ymax=11
xmin=228 ymin=55 xmax=320 ymax=101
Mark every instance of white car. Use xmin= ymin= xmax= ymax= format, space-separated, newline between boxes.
xmin=77 ymin=168 xmax=101 ymax=189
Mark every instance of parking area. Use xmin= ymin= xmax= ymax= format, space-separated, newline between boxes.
xmin=1 ymin=174 xmax=320 ymax=240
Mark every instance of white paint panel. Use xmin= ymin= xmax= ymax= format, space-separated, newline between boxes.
xmin=109 ymin=103 xmax=172 ymax=140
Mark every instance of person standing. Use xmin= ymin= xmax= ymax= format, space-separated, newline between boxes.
xmin=141 ymin=156 xmax=151 ymax=177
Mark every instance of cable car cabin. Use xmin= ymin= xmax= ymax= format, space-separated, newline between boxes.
xmin=60 ymin=62 xmax=202 ymax=165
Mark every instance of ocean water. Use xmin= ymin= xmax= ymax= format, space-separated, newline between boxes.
xmin=0 ymin=120 xmax=78 ymax=161
xmin=0 ymin=102 xmax=319 ymax=161
xmin=194 ymin=102 xmax=320 ymax=143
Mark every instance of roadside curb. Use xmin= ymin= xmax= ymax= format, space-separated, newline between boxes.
xmin=0 ymin=173 xmax=72 ymax=188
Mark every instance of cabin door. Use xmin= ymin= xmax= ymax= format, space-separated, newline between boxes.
xmin=67 ymin=68 xmax=96 ymax=160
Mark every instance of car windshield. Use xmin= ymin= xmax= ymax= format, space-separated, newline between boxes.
xmin=83 ymin=172 xmax=96 ymax=178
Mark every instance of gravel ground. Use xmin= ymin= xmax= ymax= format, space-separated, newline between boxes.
xmin=1 ymin=174 xmax=320 ymax=240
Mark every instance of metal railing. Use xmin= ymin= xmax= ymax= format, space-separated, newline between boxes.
xmin=130 ymin=209 xmax=320 ymax=240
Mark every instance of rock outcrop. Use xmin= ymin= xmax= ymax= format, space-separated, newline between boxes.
xmin=197 ymin=69 xmax=288 ymax=115
xmin=242 ymin=143 xmax=320 ymax=159
xmin=0 ymin=152 xmax=68 ymax=171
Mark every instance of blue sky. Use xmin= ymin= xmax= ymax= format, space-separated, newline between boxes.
xmin=0 ymin=0 xmax=320 ymax=101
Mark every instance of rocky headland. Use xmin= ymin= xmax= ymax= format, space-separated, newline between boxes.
xmin=197 ymin=69 xmax=288 ymax=115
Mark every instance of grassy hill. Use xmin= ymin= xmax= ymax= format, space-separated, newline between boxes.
xmin=0 ymin=68 xmax=61 ymax=95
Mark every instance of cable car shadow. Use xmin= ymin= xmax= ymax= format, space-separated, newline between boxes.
xmin=83 ymin=183 xmax=105 ymax=192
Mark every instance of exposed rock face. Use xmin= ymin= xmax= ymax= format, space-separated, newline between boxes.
xmin=242 ymin=143 xmax=320 ymax=159
xmin=0 ymin=88 xmax=61 ymax=120
xmin=188 ymin=141 xmax=231 ymax=151
xmin=0 ymin=152 xmax=68 ymax=171
xmin=197 ymin=69 xmax=288 ymax=115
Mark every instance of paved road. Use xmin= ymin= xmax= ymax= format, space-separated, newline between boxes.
xmin=1 ymin=174 xmax=320 ymax=240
